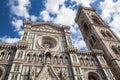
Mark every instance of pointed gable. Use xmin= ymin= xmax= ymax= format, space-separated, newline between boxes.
xmin=38 ymin=64 xmax=60 ymax=80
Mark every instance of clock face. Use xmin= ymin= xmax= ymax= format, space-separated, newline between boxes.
xmin=37 ymin=36 xmax=58 ymax=50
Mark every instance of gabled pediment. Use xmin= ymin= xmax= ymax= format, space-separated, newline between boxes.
xmin=31 ymin=23 xmax=62 ymax=33
xmin=24 ymin=21 xmax=70 ymax=33
xmin=32 ymin=22 xmax=61 ymax=29
xmin=38 ymin=64 xmax=60 ymax=80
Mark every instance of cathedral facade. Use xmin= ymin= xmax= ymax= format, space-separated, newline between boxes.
xmin=0 ymin=6 xmax=120 ymax=80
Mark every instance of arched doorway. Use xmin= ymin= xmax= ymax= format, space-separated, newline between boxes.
xmin=87 ymin=72 xmax=101 ymax=80
xmin=88 ymin=75 xmax=97 ymax=80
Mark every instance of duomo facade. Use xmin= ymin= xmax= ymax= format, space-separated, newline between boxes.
xmin=0 ymin=6 xmax=120 ymax=80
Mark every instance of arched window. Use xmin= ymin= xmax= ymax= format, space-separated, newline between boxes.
xmin=33 ymin=54 xmax=36 ymax=62
xmin=86 ymin=58 xmax=90 ymax=66
xmin=60 ymin=56 xmax=63 ymax=63
xmin=91 ymin=15 xmax=102 ymax=25
xmin=54 ymin=56 xmax=58 ymax=63
xmin=91 ymin=35 xmax=96 ymax=42
xmin=14 ymin=64 xmax=20 ymax=71
xmin=11 ymin=74 xmax=17 ymax=80
xmin=7 ymin=52 xmax=12 ymax=60
xmin=45 ymin=52 xmax=51 ymax=63
xmin=72 ymin=54 xmax=77 ymax=62
xmin=106 ymin=31 xmax=112 ymax=38
xmin=91 ymin=58 xmax=95 ymax=66
xmin=83 ymin=23 xmax=89 ymax=31
xmin=77 ymin=76 xmax=82 ymax=80
xmin=99 ymin=56 xmax=106 ymax=64
xmin=75 ymin=67 xmax=80 ymax=75
xmin=112 ymin=46 xmax=119 ymax=54
xmin=26 ymin=54 xmax=30 ymax=62
xmin=17 ymin=51 xmax=23 ymax=58
xmin=39 ymin=55 xmax=42 ymax=62
xmin=65 ymin=56 xmax=68 ymax=64
xmin=79 ymin=57 xmax=84 ymax=65
xmin=0 ymin=52 xmax=4 ymax=60
xmin=101 ymin=30 xmax=107 ymax=37
xmin=89 ymin=40 xmax=94 ymax=47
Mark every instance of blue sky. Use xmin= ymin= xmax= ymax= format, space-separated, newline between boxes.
xmin=0 ymin=0 xmax=120 ymax=50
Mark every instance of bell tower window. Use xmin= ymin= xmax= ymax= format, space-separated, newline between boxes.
xmin=91 ymin=15 xmax=102 ymax=25
xmin=91 ymin=35 xmax=96 ymax=42
xmin=112 ymin=46 xmax=119 ymax=54
xmin=101 ymin=30 xmax=113 ymax=38
xmin=83 ymin=23 xmax=89 ymax=31
xmin=106 ymin=31 xmax=112 ymax=38
xmin=101 ymin=30 xmax=107 ymax=37
xmin=89 ymin=40 xmax=94 ymax=47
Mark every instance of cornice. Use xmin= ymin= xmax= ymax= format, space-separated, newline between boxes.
xmin=75 ymin=6 xmax=96 ymax=23
xmin=16 ymin=41 xmax=28 ymax=49
xmin=0 ymin=43 xmax=16 ymax=49
xmin=24 ymin=20 xmax=70 ymax=30
xmin=68 ymin=46 xmax=103 ymax=55
xmin=0 ymin=40 xmax=28 ymax=50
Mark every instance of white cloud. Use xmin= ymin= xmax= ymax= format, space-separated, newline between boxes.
xmin=40 ymin=0 xmax=76 ymax=25
xmin=70 ymin=24 xmax=80 ymax=34
xmin=39 ymin=0 xmax=66 ymax=22
xmin=11 ymin=19 xmax=23 ymax=31
xmin=8 ymin=0 xmax=30 ymax=18
xmin=8 ymin=0 xmax=34 ymax=35
xmin=40 ymin=10 xmax=53 ymax=21
xmin=71 ymin=34 xmax=87 ymax=50
xmin=99 ymin=0 xmax=120 ymax=22
xmin=0 ymin=36 xmax=19 ymax=43
xmin=99 ymin=0 xmax=120 ymax=38
xmin=45 ymin=0 xmax=66 ymax=13
xmin=109 ymin=14 xmax=120 ymax=38
xmin=30 ymin=15 xmax=37 ymax=21
xmin=109 ymin=15 xmax=120 ymax=30
xmin=71 ymin=0 xmax=96 ymax=7
xmin=53 ymin=5 xmax=76 ymax=25
xmin=8 ymin=0 xmax=31 ymax=33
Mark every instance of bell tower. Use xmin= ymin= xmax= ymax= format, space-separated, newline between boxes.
xmin=75 ymin=6 xmax=120 ymax=79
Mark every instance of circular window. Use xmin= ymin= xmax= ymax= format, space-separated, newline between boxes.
xmin=42 ymin=36 xmax=57 ymax=49
xmin=36 ymin=36 xmax=59 ymax=50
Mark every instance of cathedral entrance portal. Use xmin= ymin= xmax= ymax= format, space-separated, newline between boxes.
xmin=87 ymin=71 xmax=101 ymax=80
